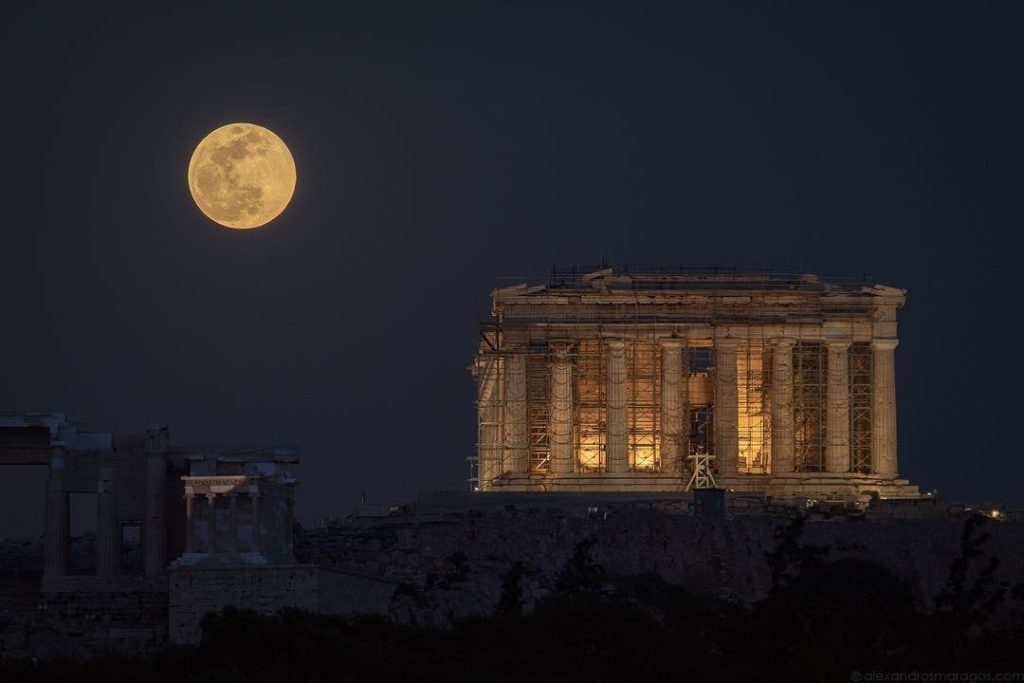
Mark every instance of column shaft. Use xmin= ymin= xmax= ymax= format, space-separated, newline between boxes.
xmin=476 ymin=356 xmax=503 ymax=485
xmin=549 ymin=345 xmax=574 ymax=474
xmin=660 ymin=341 xmax=685 ymax=474
xmin=871 ymin=339 xmax=899 ymax=475
xmin=251 ymin=494 xmax=262 ymax=554
xmin=503 ymin=353 xmax=529 ymax=473
xmin=203 ymin=495 xmax=215 ymax=552
xmin=144 ymin=453 xmax=166 ymax=577
xmin=43 ymin=448 xmax=69 ymax=578
xmin=680 ymin=347 xmax=690 ymax=469
xmin=606 ymin=341 xmax=628 ymax=473
xmin=96 ymin=467 xmax=120 ymax=577
xmin=771 ymin=339 xmax=796 ymax=474
xmin=826 ymin=341 xmax=852 ymax=473
xmin=714 ymin=339 xmax=739 ymax=476
xmin=229 ymin=495 xmax=239 ymax=554
xmin=185 ymin=493 xmax=196 ymax=553
xmin=286 ymin=497 xmax=295 ymax=558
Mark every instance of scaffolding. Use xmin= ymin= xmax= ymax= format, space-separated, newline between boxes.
xmin=526 ymin=350 xmax=550 ymax=472
xmin=793 ymin=341 xmax=827 ymax=472
xmin=737 ymin=341 xmax=772 ymax=474
xmin=626 ymin=341 xmax=661 ymax=471
xmin=575 ymin=340 xmax=606 ymax=471
xmin=687 ymin=345 xmax=714 ymax=460
xmin=473 ymin=266 xmax=886 ymax=489
xmin=849 ymin=342 xmax=873 ymax=473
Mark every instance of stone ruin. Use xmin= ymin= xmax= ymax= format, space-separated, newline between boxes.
xmin=0 ymin=412 xmax=1018 ymax=660
xmin=0 ymin=413 xmax=337 ymax=648
xmin=473 ymin=267 xmax=920 ymax=500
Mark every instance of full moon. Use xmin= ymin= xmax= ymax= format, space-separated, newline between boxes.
xmin=188 ymin=123 xmax=296 ymax=229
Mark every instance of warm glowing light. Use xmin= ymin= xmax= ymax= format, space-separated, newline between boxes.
xmin=737 ymin=343 xmax=771 ymax=473
xmin=576 ymin=340 xmax=606 ymax=472
xmin=188 ymin=123 xmax=296 ymax=229
xmin=627 ymin=342 xmax=660 ymax=471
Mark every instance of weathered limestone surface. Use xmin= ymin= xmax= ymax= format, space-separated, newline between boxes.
xmin=96 ymin=467 xmax=120 ymax=577
xmin=44 ymin=449 xmax=68 ymax=578
xmin=770 ymin=339 xmax=795 ymax=475
xmin=549 ymin=347 xmax=574 ymax=474
xmin=826 ymin=340 xmax=851 ymax=473
xmin=714 ymin=340 xmax=739 ymax=475
xmin=503 ymin=353 xmax=529 ymax=474
xmin=476 ymin=356 xmax=503 ymax=483
xmin=606 ymin=341 xmax=628 ymax=473
xmin=144 ymin=452 xmax=166 ymax=578
xmin=872 ymin=339 xmax=899 ymax=476
xmin=660 ymin=341 xmax=685 ymax=474
xmin=475 ymin=269 xmax=916 ymax=500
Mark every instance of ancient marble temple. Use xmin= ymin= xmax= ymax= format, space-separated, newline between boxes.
xmin=473 ymin=267 xmax=921 ymax=500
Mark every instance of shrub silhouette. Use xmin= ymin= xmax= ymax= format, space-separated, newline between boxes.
xmin=3 ymin=540 xmax=1022 ymax=681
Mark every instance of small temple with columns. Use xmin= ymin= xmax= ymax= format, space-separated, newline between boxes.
xmin=473 ymin=267 xmax=921 ymax=501
xmin=0 ymin=414 xmax=298 ymax=588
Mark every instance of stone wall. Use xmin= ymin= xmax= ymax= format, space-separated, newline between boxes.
xmin=168 ymin=564 xmax=396 ymax=644
xmin=0 ymin=576 xmax=168 ymax=660
xmin=0 ymin=534 xmax=100 ymax=575
xmin=0 ymin=537 xmax=43 ymax=574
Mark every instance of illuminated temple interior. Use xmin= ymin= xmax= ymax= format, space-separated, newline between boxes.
xmin=473 ymin=267 xmax=921 ymax=501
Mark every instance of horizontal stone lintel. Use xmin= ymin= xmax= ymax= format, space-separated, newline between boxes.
xmin=493 ymin=472 xmax=908 ymax=482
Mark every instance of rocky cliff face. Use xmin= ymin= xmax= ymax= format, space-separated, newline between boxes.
xmin=296 ymin=502 xmax=1024 ymax=628
xmin=1 ymin=500 xmax=1021 ymax=660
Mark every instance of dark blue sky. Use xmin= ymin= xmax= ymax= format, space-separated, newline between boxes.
xmin=2 ymin=2 xmax=1022 ymax=533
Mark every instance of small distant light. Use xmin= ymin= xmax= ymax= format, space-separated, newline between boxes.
xmin=990 ymin=509 xmax=1002 ymax=519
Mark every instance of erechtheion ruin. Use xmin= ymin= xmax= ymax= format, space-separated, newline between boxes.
xmin=0 ymin=415 xmax=298 ymax=593
xmin=473 ymin=267 xmax=920 ymax=500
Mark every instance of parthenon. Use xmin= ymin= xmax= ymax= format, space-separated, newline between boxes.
xmin=473 ymin=267 xmax=921 ymax=500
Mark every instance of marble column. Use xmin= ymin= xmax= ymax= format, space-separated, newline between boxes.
xmin=771 ymin=338 xmax=796 ymax=475
xmin=871 ymin=338 xmax=899 ymax=476
xmin=549 ymin=344 xmax=574 ymax=474
xmin=96 ymin=466 xmax=120 ymax=577
xmin=714 ymin=338 xmax=739 ymax=476
xmin=826 ymin=340 xmax=852 ymax=474
xmin=286 ymin=497 xmax=295 ymax=557
xmin=251 ymin=493 xmax=263 ymax=554
xmin=606 ymin=341 xmax=629 ymax=473
xmin=203 ymin=494 xmax=215 ymax=552
xmin=185 ymin=493 xmax=196 ymax=553
xmin=659 ymin=340 xmax=686 ymax=474
xmin=503 ymin=352 xmax=529 ymax=473
xmin=229 ymin=495 xmax=239 ymax=553
xmin=476 ymin=355 xmax=503 ymax=484
xmin=44 ymin=448 xmax=69 ymax=578
xmin=144 ymin=452 xmax=166 ymax=577
xmin=202 ymin=497 xmax=215 ymax=557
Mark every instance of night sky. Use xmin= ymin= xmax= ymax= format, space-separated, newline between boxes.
xmin=2 ymin=2 xmax=1022 ymax=535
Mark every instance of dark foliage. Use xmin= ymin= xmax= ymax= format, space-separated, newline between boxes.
xmin=3 ymin=525 xmax=1022 ymax=682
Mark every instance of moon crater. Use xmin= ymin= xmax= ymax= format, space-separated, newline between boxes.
xmin=188 ymin=123 xmax=296 ymax=229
